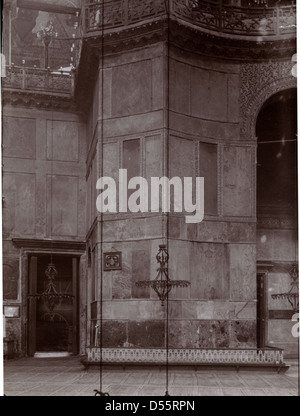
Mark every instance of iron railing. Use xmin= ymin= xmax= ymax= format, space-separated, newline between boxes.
xmin=83 ymin=0 xmax=296 ymax=38
xmin=2 ymin=65 xmax=74 ymax=95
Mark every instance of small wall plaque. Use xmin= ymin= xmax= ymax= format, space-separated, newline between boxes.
xmin=103 ymin=252 xmax=122 ymax=271
xmin=4 ymin=305 xmax=20 ymax=318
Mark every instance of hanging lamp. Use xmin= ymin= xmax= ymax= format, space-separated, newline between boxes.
xmin=136 ymin=244 xmax=190 ymax=306
xmin=271 ymin=264 xmax=299 ymax=313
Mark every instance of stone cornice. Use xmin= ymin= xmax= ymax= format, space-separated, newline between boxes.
xmin=12 ymin=238 xmax=86 ymax=252
xmin=78 ymin=17 xmax=296 ymax=66
xmin=1 ymin=89 xmax=86 ymax=116
xmin=169 ymin=20 xmax=296 ymax=63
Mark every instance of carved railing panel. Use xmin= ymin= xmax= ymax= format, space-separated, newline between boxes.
xmin=2 ymin=66 xmax=74 ymax=95
xmin=83 ymin=0 xmax=296 ymax=38
xmin=85 ymin=346 xmax=285 ymax=365
xmin=84 ymin=0 xmax=167 ymax=32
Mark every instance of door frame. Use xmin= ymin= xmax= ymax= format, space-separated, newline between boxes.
xmin=12 ymin=238 xmax=85 ymax=357
xmin=28 ymin=254 xmax=79 ymax=355
xmin=256 ymin=262 xmax=273 ymax=348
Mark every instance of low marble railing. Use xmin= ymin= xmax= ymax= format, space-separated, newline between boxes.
xmin=85 ymin=346 xmax=284 ymax=366
xmin=2 ymin=65 xmax=74 ymax=95
xmin=83 ymin=0 xmax=296 ymax=38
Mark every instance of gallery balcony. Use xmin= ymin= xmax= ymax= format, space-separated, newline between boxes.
xmin=2 ymin=65 xmax=74 ymax=97
xmin=82 ymin=0 xmax=296 ymax=41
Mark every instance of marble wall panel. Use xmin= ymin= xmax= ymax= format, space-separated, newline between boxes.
xmin=47 ymin=120 xmax=79 ymax=162
xmin=128 ymin=320 xmax=165 ymax=348
xmin=49 ymin=175 xmax=78 ymax=237
xmin=229 ymin=320 xmax=256 ymax=347
xmin=103 ymin=142 xmax=119 ymax=181
xmin=3 ymin=257 xmax=19 ymax=301
xmin=170 ymin=60 xmax=190 ymax=114
xmin=223 ymin=146 xmax=253 ymax=217
xmin=102 ymin=242 xmax=130 ymax=300
xmin=169 ymin=320 xmax=229 ymax=348
xmin=229 ymin=244 xmax=256 ymax=301
xmin=128 ymin=301 xmax=154 ymax=320
xmin=151 ymin=56 xmax=164 ymax=110
xmin=169 ymin=136 xmax=194 ymax=178
xmin=168 ymin=240 xmax=191 ymax=300
xmin=189 ymin=242 xmax=229 ymax=300
xmin=227 ymin=73 xmax=240 ymax=123
xmin=169 ymin=112 xmax=240 ymax=141
xmin=167 ymin=218 xmax=256 ymax=244
xmin=190 ymin=67 xmax=227 ymax=121
xmin=112 ymin=271 xmax=132 ymax=300
xmin=112 ymin=60 xmax=152 ymax=117
xmin=102 ymin=301 xmax=129 ymax=320
xmin=3 ymin=116 xmax=36 ymax=159
xmin=103 ymin=68 xmax=112 ymax=119
xmin=131 ymin=248 xmax=151 ymax=298
xmin=4 ymin=319 xmax=22 ymax=354
xmin=102 ymin=218 xmax=147 ymax=241
xmin=145 ymin=135 xmax=163 ymax=182
xmin=102 ymin=320 xmax=127 ymax=347
xmin=227 ymin=222 xmax=256 ymax=243
xmin=229 ymin=301 xmax=257 ymax=320
xmin=102 ymin=301 xmax=166 ymax=321
xmin=103 ymin=216 xmax=165 ymax=242
xmin=3 ymin=172 xmax=36 ymax=236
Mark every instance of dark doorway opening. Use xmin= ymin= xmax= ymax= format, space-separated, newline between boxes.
xmin=256 ymin=87 xmax=297 ymax=348
xmin=256 ymin=88 xmax=297 ymax=219
xmin=28 ymin=255 xmax=78 ymax=356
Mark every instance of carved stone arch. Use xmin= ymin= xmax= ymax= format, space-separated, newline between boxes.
xmin=240 ymin=61 xmax=296 ymax=141
xmin=250 ymin=78 xmax=296 ymax=141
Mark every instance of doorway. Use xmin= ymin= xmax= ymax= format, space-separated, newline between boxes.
xmin=256 ymin=87 xmax=297 ymax=350
xmin=28 ymin=254 xmax=79 ymax=356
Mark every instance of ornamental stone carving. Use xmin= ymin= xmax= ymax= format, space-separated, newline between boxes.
xmin=240 ymin=60 xmax=296 ymax=141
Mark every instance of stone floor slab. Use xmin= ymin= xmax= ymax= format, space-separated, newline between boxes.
xmin=196 ymin=374 xmax=219 ymax=387
xmin=215 ymin=374 xmax=247 ymax=388
xmin=221 ymin=388 xmax=245 ymax=396
xmin=2 ymin=357 xmax=298 ymax=397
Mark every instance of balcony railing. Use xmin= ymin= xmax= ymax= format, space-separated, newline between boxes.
xmin=83 ymin=0 xmax=296 ymax=38
xmin=2 ymin=65 xmax=74 ymax=95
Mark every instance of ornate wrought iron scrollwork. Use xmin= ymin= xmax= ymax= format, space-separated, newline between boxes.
xmin=29 ymin=260 xmax=74 ymax=317
xmin=94 ymin=390 xmax=110 ymax=396
xmin=136 ymin=244 xmax=190 ymax=306
xmin=271 ymin=264 xmax=299 ymax=313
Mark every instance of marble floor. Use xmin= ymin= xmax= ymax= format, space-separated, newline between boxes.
xmin=2 ymin=356 xmax=299 ymax=397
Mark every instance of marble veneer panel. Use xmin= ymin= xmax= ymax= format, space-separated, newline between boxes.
xmin=229 ymin=244 xmax=256 ymax=301
xmin=3 ymin=116 xmax=36 ymax=159
xmin=128 ymin=320 xmax=165 ymax=348
xmin=111 ymin=60 xmax=152 ymax=117
xmin=102 ymin=321 xmax=127 ymax=348
xmin=169 ymin=217 xmax=256 ymax=243
xmin=169 ymin=320 xmax=229 ymax=349
xmin=229 ymin=321 xmax=256 ymax=348
xmin=189 ymin=242 xmax=229 ymax=300
xmin=223 ymin=145 xmax=253 ymax=217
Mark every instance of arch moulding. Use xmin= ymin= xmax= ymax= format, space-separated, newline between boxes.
xmin=240 ymin=60 xmax=297 ymax=142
